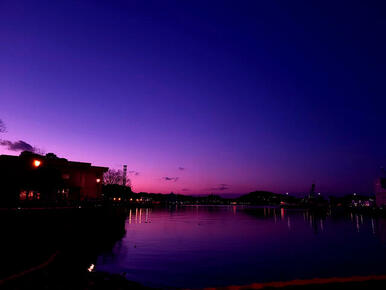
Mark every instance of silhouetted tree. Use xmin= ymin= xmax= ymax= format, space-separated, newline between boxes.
xmin=103 ymin=169 xmax=131 ymax=187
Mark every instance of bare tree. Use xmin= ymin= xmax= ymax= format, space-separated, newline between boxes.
xmin=103 ymin=169 xmax=131 ymax=186
xmin=0 ymin=119 xmax=6 ymax=133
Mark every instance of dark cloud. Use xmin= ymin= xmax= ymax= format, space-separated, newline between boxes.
xmin=128 ymin=170 xmax=140 ymax=176
xmin=211 ymin=184 xmax=230 ymax=191
xmin=0 ymin=119 xmax=42 ymax=153
xmin=163 ymin=177 xmax=179 ymax=182
xmin=178 ymin=167 xmax=185 ymax=171
xmin=0 ymin=140 xmax=37 ymax=152
xmin=181 ymin=188 xmax=190 ymax=191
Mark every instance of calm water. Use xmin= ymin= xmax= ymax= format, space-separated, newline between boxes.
xmin=95 ymin=206 xmax=386 ymax=288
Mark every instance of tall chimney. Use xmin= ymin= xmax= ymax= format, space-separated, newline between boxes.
xmin=123 ymin=165 xmax=127 ymax=186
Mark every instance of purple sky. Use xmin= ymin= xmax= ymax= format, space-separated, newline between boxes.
xmin=1 ymin=0 xmax=386 ymax=195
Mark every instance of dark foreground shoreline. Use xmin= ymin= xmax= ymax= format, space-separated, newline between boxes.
xmin=0 ymin=251 xmax=150 ymax=290
xmin=4 ymin=258 xmax=386 ymax=290
xmin=0 ymin=206 xmax=132 ymax=288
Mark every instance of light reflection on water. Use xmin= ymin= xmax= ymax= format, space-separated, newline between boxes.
xmin=95 ymin=206 xmax=386 ymax=288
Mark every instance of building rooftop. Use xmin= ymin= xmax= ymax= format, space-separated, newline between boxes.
xmin=0 ymin=151 xmax=108 ymax=171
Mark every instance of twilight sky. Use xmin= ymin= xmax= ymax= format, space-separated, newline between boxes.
xmin=1 ymin=0 xmax=386 ymax=195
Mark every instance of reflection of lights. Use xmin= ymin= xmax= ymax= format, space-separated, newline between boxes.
xmin=33 ymin=160 xmax=41 ymax=167
xmin=96 ymin=178 xmax=101 ymax=183
xmin=371 ymin=218 xmax=375 ymax=234
xmin=87 ymin=264 xmax=95 ymax=272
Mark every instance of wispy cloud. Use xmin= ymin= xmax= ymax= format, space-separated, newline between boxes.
xmin=163 ymin=177 xmax=179 ymax=182
xmin=0 ymin=140 xmax=38 ymax=153
xmin=128 ymin=170 xmax=140 ymax=176
xmin=181 ymin=188 xmax=190 ymax=191
xmin=210 ymin=184 xmax=230 ymax=191
xmin=178 ymin=167 xmax=185 ymax=171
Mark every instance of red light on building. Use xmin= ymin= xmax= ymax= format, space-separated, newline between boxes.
xmin=33 ymin=160 xmax=41 ymax=167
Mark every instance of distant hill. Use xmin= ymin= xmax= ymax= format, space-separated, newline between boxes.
xmin=238 ymin=191 xmax=279 ymax=204
xmin=238 ymin=191 xmax=300 ymax=205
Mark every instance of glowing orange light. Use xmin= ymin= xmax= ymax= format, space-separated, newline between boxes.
xmin=33 ymin=160 xmax=41 ymax=167
xmin=96 ymin=178 xmax=101 ymax=183
xmin=87 ymin=264 xmax=95 ymax=272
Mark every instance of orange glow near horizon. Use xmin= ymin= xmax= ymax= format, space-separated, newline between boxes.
xmin=33 ymin=160 xmax=41 ymax=167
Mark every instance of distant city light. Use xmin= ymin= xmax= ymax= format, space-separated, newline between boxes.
xmin=33 ymin=160 xmax=41 ymax=167
xmin=353 ymin=193 xmax=357 ymax=196
xmin=96 ymin=178 xmax=101 ymax=183
xmin=286 ymin=192 xmax=289 ymax=195
xmin=318 ymin=193 xmax=321 ymax=195
xmin=87 ymin=264 xmax=95 ymax=272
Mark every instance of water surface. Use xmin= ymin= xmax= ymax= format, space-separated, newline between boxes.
xmin=95 ymin=206 xmax=386 ymax=288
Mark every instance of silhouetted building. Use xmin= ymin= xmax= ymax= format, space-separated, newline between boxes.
xmin=0 ymin=151 xmax=108 ymax=206
xmin=309 ymin=183 xmax=316 ymax=198
xmin=375 ymin=178 xmax=386 ymax=207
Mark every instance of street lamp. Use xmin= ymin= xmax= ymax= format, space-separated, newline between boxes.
xmin=33 ymin=160 xmax=41 ymax=168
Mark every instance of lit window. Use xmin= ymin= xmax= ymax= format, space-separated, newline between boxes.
xmin=19 ymin=191 xmax=27 ymax=200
